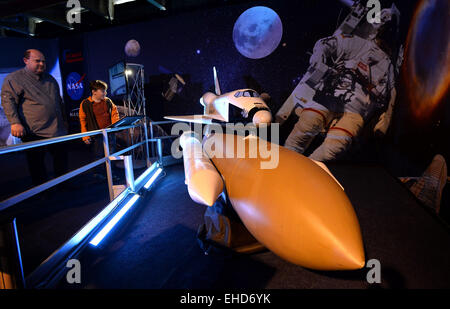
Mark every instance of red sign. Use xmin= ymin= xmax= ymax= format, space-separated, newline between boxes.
xmin=65 ymin=51 xmax=84 ymax=63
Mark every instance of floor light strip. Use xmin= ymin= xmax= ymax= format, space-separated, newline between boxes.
xmin=89 ymin=194 xmax=141 ymax=246
xmin=144 ymin=168 xmax=163 ymax=190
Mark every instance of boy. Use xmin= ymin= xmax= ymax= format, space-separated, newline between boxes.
xmin=79 ymin=80 xmax=120 ymax=179
xmin=79 ymin=80 xmax=119 ymax=144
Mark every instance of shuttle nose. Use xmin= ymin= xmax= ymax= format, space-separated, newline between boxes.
xmin=331 ymin=240 xmax=366 ymax=270
xmin=252 ymin=110 xmax=272 ymax=126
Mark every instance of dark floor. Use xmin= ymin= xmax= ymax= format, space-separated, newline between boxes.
xmin=1 ymin=138 xmax=449 ymax=289
xmin=53 ymin=163 xmax=450 ymax=289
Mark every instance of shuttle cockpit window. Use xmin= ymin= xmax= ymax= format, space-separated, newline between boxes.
xmin=242 ymin=90 xmax=260 ymax=97
xmin=235 ymin=90 xmax=260 ymax=98
xmin=250 ymin=90 xmax=260 ymax=97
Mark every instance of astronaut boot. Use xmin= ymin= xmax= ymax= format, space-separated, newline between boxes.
xmin=409 ymin=155 xmax=448 ymax=213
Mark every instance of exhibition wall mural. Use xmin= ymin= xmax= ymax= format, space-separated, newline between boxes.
xmin=77 ymin=0 xmax=447 ymax=172
xmin=1 ymin=0 xmax=448 ymax=178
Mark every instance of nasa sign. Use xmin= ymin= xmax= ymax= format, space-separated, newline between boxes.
xmin=66 ymin=72 xmax=85 ymax=101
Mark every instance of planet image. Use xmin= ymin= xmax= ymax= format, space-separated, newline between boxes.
xmin=233 ymin=6 xmax=283 ymax=59
xmin=125 ymin=39 xmax=141 ymax=57
xmin=404 ymin=0 xmax=449 ymax=120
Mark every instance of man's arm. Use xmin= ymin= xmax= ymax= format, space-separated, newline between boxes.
xmin=49 ymin=75 xmax=68 ymax=126
xmin=1 ymin=78 xmax=26 ymax=137
xmin=60 ymin=96 xmax=69 ymax=133
xmin=59 ymin=95 xmax=68 ymax=123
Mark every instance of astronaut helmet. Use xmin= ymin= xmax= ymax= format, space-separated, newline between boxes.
xmin=375 ymin=18 xmax=399 ymax=56
xmin=373 ymin=4 xmax=401 ymax=31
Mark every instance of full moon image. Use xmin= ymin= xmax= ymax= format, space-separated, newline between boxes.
xmin=404 ymin=0 xmax=449 ymax=120
xmin=125 ymin=39 xmax=141 ymax=57
xmin=233 ymin=6 xmax=283 ymax=59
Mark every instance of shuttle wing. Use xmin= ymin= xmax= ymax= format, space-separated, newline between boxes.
xmin=164 ymin=115 xmax=217 ymax=124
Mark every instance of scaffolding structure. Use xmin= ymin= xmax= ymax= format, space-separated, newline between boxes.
xmin=122 ymin=63 xmax=149 ymax=168
xmin=123 ymin=63 xmax=146 ymax=117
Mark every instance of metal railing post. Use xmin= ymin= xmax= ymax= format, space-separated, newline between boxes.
xmin=123 ymin=155 xmax=135 ymax=192
xmin=150 ymin=122 xmax=154 ymax=159
xmin=143 ymin=118 xmax=151 ymax=168
xmin=0 ymin=218 xmax=25 ymax=289
xmin=102 ymin=130 xmax=114 ymax=202
xmin=156 ymin=138 xmax=163 ymax=166
xmin=11 ymin=218 xmax=25 ymax=288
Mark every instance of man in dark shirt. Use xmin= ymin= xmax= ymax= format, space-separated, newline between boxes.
xmin=1 ymin=49 xmax=68 ymax=186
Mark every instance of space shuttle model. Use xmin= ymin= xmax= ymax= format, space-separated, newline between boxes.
xmin=168 ymin=68 xmax=365 ymax=271
xmin=165 ymin=67 xmax=272 ymax=126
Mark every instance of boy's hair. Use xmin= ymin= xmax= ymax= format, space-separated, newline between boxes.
xmin=90 ymin=80 xmax=108 ymax=92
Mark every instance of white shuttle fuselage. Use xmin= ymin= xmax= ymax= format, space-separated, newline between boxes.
xmin=165 ymin=67 xmax=272 ymax=126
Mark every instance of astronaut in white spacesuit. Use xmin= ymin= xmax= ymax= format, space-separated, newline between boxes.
xmin=283 ymin=15 xmax=398 ymax=162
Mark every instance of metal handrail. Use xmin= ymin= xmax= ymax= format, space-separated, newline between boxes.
xmin=0 ymin=123 xmax=145 ymax=210
xmin=0 ymin=157 xmax=108 ymax=211
xmin=148 ymin=135 xmax=179 ymax=141
xmin=110 ymin=140 xmax=147 ymax=158
xmin=0 ymin=124 xmax=138 ymax=155
xmin=150 ymin=120 xmax=177 ymax=125
xmin=0 ymin=120 xmax=182 ymax=211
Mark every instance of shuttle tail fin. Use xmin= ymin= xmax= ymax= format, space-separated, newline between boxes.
xmin=213 ymin=66 xmax=221 ymax=95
